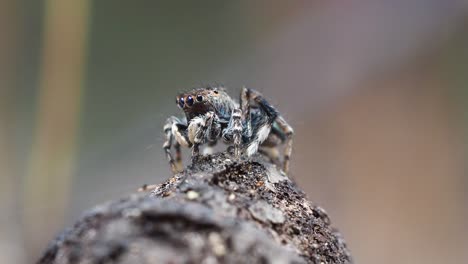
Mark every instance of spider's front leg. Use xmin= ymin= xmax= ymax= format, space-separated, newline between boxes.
xmin=163 ymin=116 xmax=190 ymax=173
xmin=222 ymin=108 xmax=243 ymax=159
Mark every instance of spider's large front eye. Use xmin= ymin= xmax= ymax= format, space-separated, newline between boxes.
xmin=196 ymin=95 xmax=203 ymax=102
xmin=178 ymin=97 xmax=185 ymax=108
xmin=186 ymin=95 xmax=194 ymax=106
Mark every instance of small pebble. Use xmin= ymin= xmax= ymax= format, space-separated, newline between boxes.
xmin=123 ymin=208 xmax=141 ymax=218
xmin=186 ymin=190 xmax=200 ymax=200
xmin=209 ymin=232 xmax=226 ymax=256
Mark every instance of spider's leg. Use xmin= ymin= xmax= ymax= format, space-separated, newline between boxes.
xmin=241 ymin=88 xmax=278 ymax=157
xmin=258 ymin=146 xmax=281 ymax=165
xmin=240 ymin=87 xmax=252 ymax=138
xmin=163 ymin=119 xmax=177 ymax=172
xmin=163 ymin=116 xmax=189 ymax=173
xmin=242 ymin=87 xmax=294 ymax=174
xmin=172 ymin=122 xmax=191 ymax=169
xmin=205 ymin=113 xmax=221 ymax=155
xmin=232 ymin=109 xmax=243 ymax=158
xmin=273 ymin=115 xmax=294 ymax=174
xmin=259 ymin=129 xmax=283 ymax=166
xmin=174 ymin=141 xmax=182 ymax=167
xmin=223 ymin=107 xmax=243 ymax=159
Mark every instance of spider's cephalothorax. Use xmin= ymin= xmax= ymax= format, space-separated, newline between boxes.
xmin=163 ymin=86 xmax=294 ymax=174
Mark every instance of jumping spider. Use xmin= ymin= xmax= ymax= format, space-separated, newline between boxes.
xmin=163 ymin=86 xmax=294 ymax=174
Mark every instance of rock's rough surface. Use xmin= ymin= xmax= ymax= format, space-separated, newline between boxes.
xmin=38 ymin=152 xmax=352 ymax=264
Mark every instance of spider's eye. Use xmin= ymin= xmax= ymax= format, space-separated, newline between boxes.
xmin=178 ymin=97 xmax=185 ymax=108
xmin=186 ymin=95 xmax=194 ymax=106
xmin=196 ymin=95 xmax=203 ymax=102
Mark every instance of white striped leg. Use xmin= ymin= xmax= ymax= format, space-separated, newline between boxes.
xmin=240 ymin=87 xmax=252 ymax=137
xmin=163 ymin=116 xmax=188 ymax=173
xmin=275 ymin=116 xmax=294 ymax=174
xmin=163 ymin=122 xmax=178 ymax=173
xmin=232 ymin=109 xmax=243 ymax=159
xmin=174 ymin=142 xmax=182 ymax=170
xmin=241 ymin=87 xmax=293 ymax=174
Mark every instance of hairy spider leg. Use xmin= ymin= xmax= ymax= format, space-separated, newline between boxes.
xmin=258 ymin=127 xmax=284 ymax=165
xmin=241 ymin=88 xmax=278 ymax=157
xmin=258 ymin=146 xmax=281 ymax=165
xmin=223 ymin=107 xmax=243 ymax=159
xmin=241 ymin=87 xmax=294 ymax=174
xmin=174 ymin=142 xmax=182 ymax=167
xmin=163 ymin=116 xmax=189 ymax=173
xmin=273 ymin=115 xmax=294 ymax=174
xmin=231 ymin=109 xmax=243 ymax=158
xmin=163 ymin=118 xmax=178 ymax=172
xmin=172 ymin=122 xmax=191 ymax=170
xmin=240 ymin=87 xmax=252 ymax=138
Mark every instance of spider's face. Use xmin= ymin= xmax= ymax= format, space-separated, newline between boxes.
xmin=176 ymin=87 xmax=233 ymax=120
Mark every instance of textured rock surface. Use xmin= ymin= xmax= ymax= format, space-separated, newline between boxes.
xmin=38 ymin=151 xmax=352 ymax=264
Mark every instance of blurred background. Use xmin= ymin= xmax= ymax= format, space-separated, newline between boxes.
xmin=1 ymin=0 xmax=468 ymax=263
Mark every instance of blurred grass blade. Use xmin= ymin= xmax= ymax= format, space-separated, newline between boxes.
xmin=24 ymin=0 xmax=91 ymax=260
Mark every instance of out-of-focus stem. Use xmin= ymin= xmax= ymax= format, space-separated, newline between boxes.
xmin=0 ymin=0 xmax=24 ymax=262
xmin=24 ymin=0 xmax=91 ymax=260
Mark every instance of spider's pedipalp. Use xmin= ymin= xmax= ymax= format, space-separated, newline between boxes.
xmin=172 ymin=122 xmax=190 ymax=148
xmin=188 ymin=116 xmax=205 ymax=144
xmin=187 ymin=111 xmax=220 ymax=157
